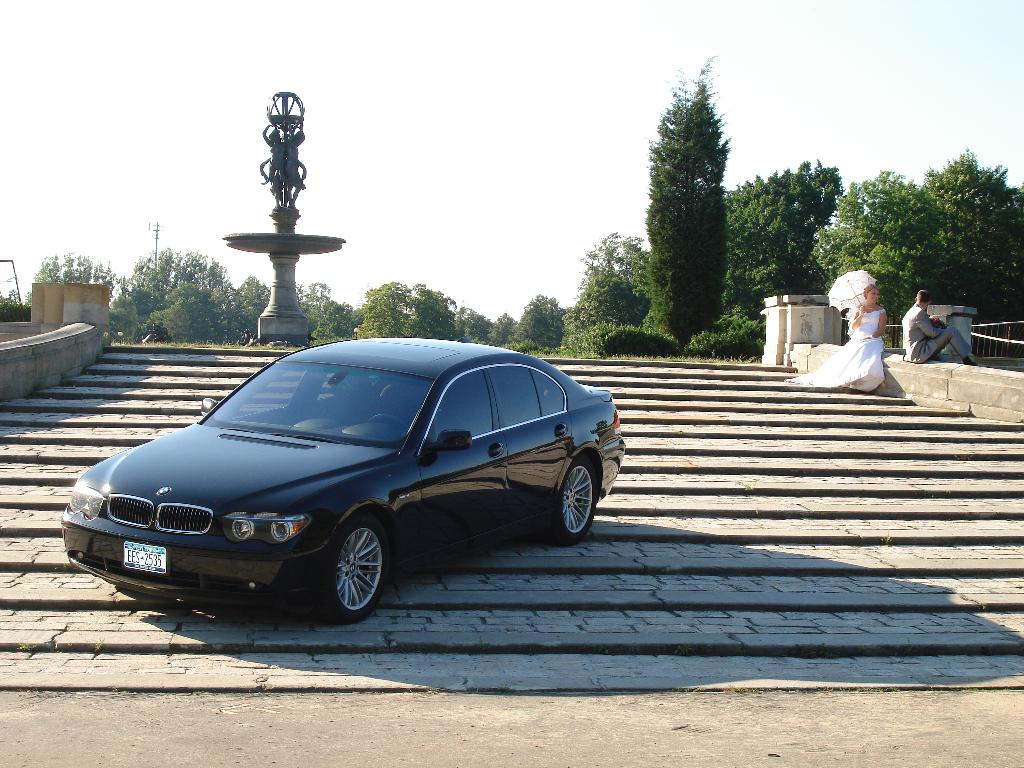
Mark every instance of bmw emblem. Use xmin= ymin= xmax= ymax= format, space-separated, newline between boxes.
xmin=156 ymin=486 xmax=172 ymax=497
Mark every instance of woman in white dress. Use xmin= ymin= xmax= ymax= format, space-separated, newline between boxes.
xmin=789 ymin=285 xmax=887 ymax=391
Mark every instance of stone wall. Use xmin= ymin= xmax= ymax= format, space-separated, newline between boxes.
xmin=794 ymin=344 xmax=1024 ymax=424
xmin=0 ymin=323 xmax=104 ymax=401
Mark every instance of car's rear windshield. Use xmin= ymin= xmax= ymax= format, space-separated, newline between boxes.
xmin=206 ymin=361 xmax=432 ymax=447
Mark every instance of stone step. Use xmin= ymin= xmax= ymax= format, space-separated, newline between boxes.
xmin=17 ymin=538 xmax=1024 ymax=577
xmin=86 ymin=364 xmax=258 ymax=379
xmin=8 ymin=512 xmax=1024 ymax=546
xmin=6 ymin=467 xmax=1024 ymax=494
xmin=0 ymin=413 xmax=194 ymax=429
xmin=0 ymin=488 xmax=70 ymax=510
xmin=36 ymin=387 xmax=232 ymax=402
xmin=439 ymin=539 xmax=1024 ymax=573
xmin=98 ymin=352 xmax=280 ymax=367
xmin=0 ymin=399 xmax=203 ymax=416
xmin=0 ymin=510 xmax=60 ymax=534
xmin=619 ymin=413 xmax=985 ymax=429
xmin=8 ymin=571 xmax=1024 ymax=612
xmin=573 ymin=375 xmax=827 ymax=390
xmin=105 ymin=345 xmax=285 ymax=359
xmin=618 ymin=423 xmax=1024 ymax=442
xmin=65 ymin=375 xmax=897 ymax=407
xmin=1 ymin=603 xmax=1023 ymax=657
xmin=2 ymin=652 xmax=1023 ymax=692
xmin=624 ymin=437 xmax=1024 ymax=459
xmin=9 ymin=443 xmax=1024 ymax=474
xmin=617 ymin=401 xmax=955 ymax=416
xmin=0 ymin=471 xmax=80 ymax=487
xmin=610 ymin=475 xmax=1024 ymax=498
xmin=599 ymin=494 xmax=1024 ymax=519
xmin=607 ymin=388 xmax=906 ymax=406
xmin=68 ymin=375 xmax=246 ymax=390
xmin=618 ymin=456 xmax=1024 ymax=479
xmin=0 ymin=446 xmax=130 ymax=465
xmin=547 ymin=358 xmax=795 ymax=373
xmin=590 ymin=516 xmax=1024 ymax=545
xmin=0 ymin=428 xmax=172 ymax=447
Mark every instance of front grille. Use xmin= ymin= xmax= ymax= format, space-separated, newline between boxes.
xmin=108 ymin=495 xmax=155 ymax=528
xmin=156 ymin=504 xmax=213 ymax=534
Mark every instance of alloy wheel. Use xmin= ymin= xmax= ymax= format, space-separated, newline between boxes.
xmin=561 ymin=465 xmax=593 ymax=534
xmin=335 ymin=527 xmax=383 ymax=610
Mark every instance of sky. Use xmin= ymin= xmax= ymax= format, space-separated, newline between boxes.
xmin=2 ymin=0 xmax=1022 ymax=319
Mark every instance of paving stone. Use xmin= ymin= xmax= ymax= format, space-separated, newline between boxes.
xmin=4 ymin=348 xmax=1024 ymax=690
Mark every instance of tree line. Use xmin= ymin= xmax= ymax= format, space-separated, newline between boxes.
xmin=13 ymin=67 xmax=1023 ymax=356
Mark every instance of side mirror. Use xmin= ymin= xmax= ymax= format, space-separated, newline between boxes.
xmin=426 ymin=429 xmax=472 ymax=452
xmin=200 ymin=397 xmax=219 ymax=416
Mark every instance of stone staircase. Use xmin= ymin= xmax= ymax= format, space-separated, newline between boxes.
xmin=2 ymin=345 xmax=1024 ymax=691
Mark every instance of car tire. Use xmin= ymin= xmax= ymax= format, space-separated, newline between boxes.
xmin=548 ymin=456 xmax=597 ymax=546
xmin=318 ymin=512 xmax=389 ymax=624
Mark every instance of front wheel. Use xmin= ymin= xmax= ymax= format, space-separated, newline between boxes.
xmin=318 ymin=512 xmax=389 ymax=624
xmin=548 ymin=458 xmax=597 ymax=545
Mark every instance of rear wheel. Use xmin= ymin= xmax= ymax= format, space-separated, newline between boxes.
xmin=318 ymin=512 xmax=389 ymax=624
xmin=548 ymin=457 xmax=597 ymax=545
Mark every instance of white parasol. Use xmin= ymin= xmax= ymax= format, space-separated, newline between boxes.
xmin=828 ymin=270 xmax=877 ymax=311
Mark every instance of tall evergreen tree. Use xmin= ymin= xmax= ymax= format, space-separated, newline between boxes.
xmin=645 ymin=65 xmax=730 ymax=344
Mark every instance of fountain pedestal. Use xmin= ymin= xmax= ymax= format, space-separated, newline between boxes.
xmin=223 ymin=92 xmax=344 ymax=347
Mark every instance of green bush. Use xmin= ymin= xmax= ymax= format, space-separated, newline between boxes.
xmin=0 ymin=297 xmax=30 ymax=322
xmin=568 ymin=322 xmax=680 ymax=358
xmin=682 ymin=312 xmax=763 ymax=360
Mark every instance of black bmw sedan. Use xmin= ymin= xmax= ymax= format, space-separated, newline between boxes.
xmin=62 ymin=339 xmax=625 ymax=622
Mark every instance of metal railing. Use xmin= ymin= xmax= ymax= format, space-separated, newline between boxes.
xmin=879 ymin=321 xmax=1024 ymax=360
xmin=971 ymin=322 xmax=1024 ymax=359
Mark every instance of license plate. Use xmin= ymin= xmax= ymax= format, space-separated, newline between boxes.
xmin=123 ymin=541 xmax=167 ymax=574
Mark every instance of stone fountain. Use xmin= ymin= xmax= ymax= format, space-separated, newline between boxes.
xmin=224 ymin=92 xmax=344 ymax=346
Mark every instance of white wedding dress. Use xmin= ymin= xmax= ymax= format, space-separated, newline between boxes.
xmin=788 ymin=309 xmax=885 ymax=391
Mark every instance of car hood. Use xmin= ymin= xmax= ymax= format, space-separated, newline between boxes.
xmin=81 ymin=424 xmax=396 ymax=513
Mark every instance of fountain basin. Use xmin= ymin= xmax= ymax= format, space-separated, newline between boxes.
xmin=224 ymin=233 xmax=345 ymax=255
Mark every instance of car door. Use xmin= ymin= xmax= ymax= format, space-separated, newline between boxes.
xmin=487 ymin=365 xmax=571 ymax=525
xmin=413 ymin=369 xmax=509 ymax=553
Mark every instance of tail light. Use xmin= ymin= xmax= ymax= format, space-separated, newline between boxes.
xmin=612 ymin=408 xmax=621 ymax=434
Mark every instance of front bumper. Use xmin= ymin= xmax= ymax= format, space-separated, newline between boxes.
xmin=61 ymin=517 xmax=322 ymax=603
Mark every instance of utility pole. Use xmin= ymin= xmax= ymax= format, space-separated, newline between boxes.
xmin=149 ymin=222 xmax=161 ymax=269
xmin=0 ymin=260 xmax=20 ymax=303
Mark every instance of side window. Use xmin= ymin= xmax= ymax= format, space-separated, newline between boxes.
xmin=490 ymin=365 xmax=541 ymax=428
xmin=428 ymin=371 xmax=493 ymax=441
xmin=531 ymin=369 xmax=565 ymax=416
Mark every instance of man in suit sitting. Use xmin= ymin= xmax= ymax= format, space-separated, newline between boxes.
xmin=902 ymin=289 xmax=977 ymax=365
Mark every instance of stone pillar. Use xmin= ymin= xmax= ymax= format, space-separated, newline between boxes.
xmin=762 ymin=295 xmax=841 ymax=366
xmin=30 ymin=283 xmax=109 ymax=334
xmin=928 ymin=304 xmax=978 ymax=361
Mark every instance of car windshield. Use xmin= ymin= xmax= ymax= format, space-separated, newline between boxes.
xmin=206 ymin=361 xmax=432 ymax=447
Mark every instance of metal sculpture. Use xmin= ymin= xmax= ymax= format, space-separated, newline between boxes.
xmin=260 ymin=92 xmax=307 ymax=209
xmin=225 ymin=91 xmax=344 ymax=346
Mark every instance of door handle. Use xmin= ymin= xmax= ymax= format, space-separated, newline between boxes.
xmin=488 ymin=442 xmax=504 ymax=458
xmin=554 ymin=423 xmax=568 ymax=438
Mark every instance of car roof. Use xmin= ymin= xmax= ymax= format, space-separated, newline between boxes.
xmin=284 ymin=338 xmax=522 ymax=378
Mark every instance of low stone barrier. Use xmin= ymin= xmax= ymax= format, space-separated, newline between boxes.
xmin=0 ymin=323 xmax=104 ymax=401
xmin=793 ymin=344 xmax=1024 ymax=424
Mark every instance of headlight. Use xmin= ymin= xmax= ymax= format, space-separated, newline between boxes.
xmin=69 ymin=482 xmax=105 ymax=520
xmin=223 ymin=512 xmax=310 ymax=543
